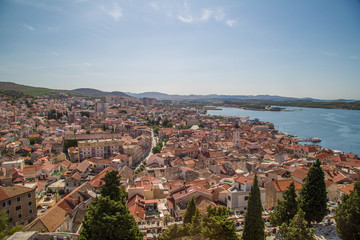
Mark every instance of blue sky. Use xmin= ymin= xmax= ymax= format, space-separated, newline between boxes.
xmin=0 ymin=0 xmax=359 ymax=99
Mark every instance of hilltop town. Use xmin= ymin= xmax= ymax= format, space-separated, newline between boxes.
xmin=0 ymin=92 xmax=358 ymax=239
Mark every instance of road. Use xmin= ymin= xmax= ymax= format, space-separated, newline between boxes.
xmin=133 ymin=130 xmax=157 ymax=171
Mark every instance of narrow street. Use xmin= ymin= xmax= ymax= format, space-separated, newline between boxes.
xmin=134 ymin=129 xmax=157 ymax=171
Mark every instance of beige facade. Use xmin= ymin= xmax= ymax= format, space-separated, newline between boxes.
xmin=78 ymin=139 xmax=123 ymax=160
xmin=0 ymin=185 xmax=37 ymax=227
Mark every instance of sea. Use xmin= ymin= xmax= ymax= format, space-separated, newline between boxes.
xmin=207 ymin=107 xmax=360 ymax=155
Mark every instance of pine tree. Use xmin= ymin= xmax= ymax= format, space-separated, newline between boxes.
xmin=279 ymin=209 xmax=315 ymax=240
xmin=298 ymin=159 xmax=328 ymax=224
xmin=201 ymin=206 xmax=238 ymax=240
xmin=100 ymin=170 xmax=127 ymax=204
xmin=242 ymin=174 xmax=264 ymax=240
xmin=334 ymin=179 xmax=360 ymax=240
xmin=183 ymin=197 xmax=197 ymax=224
xmin=269 ymin=181 xmax=298 ymax=226
xmin=79 ymin=196 xmax=142 ymax=240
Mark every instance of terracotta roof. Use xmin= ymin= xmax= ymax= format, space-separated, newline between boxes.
xmin=271 ymin=179 xmax=302 ymax=192
xmin=338 ymin=183 xmax=355 ymax=195
xmin=235 ymin=175 xmax=253 ymax=185
xmin=291 ymin=167 xmax=309 ymax=181
xmin=0 ymin=185 xmax=33 ymax=201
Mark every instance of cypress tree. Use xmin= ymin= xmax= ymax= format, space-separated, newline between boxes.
xmin=242 ymin=174 xmax=264 ymax=240
xmin=269 ymin=181 xmax=298 ymax=226
xmin=334 ymin=179 xmax=360 ymax=240
xmin=298 ymin=159 xmax=328 ymax=224
xmin=183 ymin=197 xmax=197 ymax=224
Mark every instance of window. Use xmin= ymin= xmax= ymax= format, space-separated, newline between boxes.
xmin=18 ymin=214 xmax=22 ymax=219
xmin=6 ymin=210 xmax=9 ymax=214
xmin=228 ymin=196 xmax=231 ymax=201
xmin=8 ymin=200 xmax=11 ymax=205
xmin=244 ymin=196 xmax=249 ymax=201
xmin=28 ymin=193 xmax=31 ymax=198
xmin=28 ymin=202 xmax=32 ymax=206
xmin=29 ymin=209 xmax=32 ymax=214
xmin=17 ymin=197 xmax=20 ymax=202
xmin=16 ymin=206 xmax=21 ymax=211
xmin=2 ymin=203 xmax=5 ymax=207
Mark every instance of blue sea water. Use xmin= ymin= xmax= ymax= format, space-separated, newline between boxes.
xmin=207 ymin=107 xmax=360 ymax=155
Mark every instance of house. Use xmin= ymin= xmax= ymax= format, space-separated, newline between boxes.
xmin=64 ymin=172 xmax=83 ymax=193
xmin=0 ymin=185 xmax=37 ymax=227
xmin=180 ymin=167 xmax=199 ymax=181
xmin=227 ymin=175 xmax=266 ymax=211
xmin=265 ymin=179 xmax=302 ymax=209
xmin=23 ymin=182 xmax=95 ymax=233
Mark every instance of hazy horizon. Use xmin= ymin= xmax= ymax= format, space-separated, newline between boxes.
xmin=0 ymin=0 xmax=359 ymax=99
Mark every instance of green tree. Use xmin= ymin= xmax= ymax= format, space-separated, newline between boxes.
xmin=153 ymin=125 xmax=160 ymax=134
xmin=152 ymin=146 xmax=161 ymax=154
xmin=269 ymin=181 xmax=298 ymax=226
xmin=79 ymin=196 xmax=142 ymax=240
xmin=158 ymin=224 xmax=183 ymax=240
xmin=335 ymin=179 xmax=360 ymax=240
xmin=242 ymin=174 xmax=264 ymax=240
xmin=183 ymin=197 xmax=197 ymax=224
xmin=100 ymin=170 xmax=127 ymax=204
xmin=166 ymin=122 xmax=174 ymax=128
xmin=0 ymin=210 xmax=8 ymax=238
xmin=201 ymin=206 xmax=238 ymax=240
xmin=279 ymin=209 xmax=315 ymax=240
xmin=298 ymin=159 xmax=328 ymax=224
xmin=28 ymin=137 xmax=37 ymax=145
xmin=189 ymin=208 xmax=202 ymax=236
xmin=198 ymin=122 xmax=205 ymax=128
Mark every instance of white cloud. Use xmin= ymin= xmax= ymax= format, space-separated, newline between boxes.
xmin=25 ymin=24 xmax=35 ymax=31
xmin=214 ymin=8 xmax=225 ymax=22
xmin=178 ymin=1 xmax=193 ymax=23
xmin=200 ymin=9 xmax=212 ymax=22
xmin=107 ymin=1 xmax=122 ymax=21
xmin=50 ymin=51 xmax=59 ymax=56
xmin=226 ymin=20 xmax=236 ymax=27
xmin=150 ymin=2 xmax=159 ymax=11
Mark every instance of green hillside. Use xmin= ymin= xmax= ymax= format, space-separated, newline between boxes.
xmin=0 ymin=81 xmax=60 ymax=97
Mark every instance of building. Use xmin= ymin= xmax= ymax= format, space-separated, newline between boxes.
xmin=265 ymin=179 xmax=302 ymax=209
xmin=78 ymin=139 xmax=123 ymax=160
xmin=0 ymin=185 xmax=37 ymax=227
xmin=142 ymin=98 xmax=157 ymax=106
xmin=226 ymin=176 xmax=266 ymax=212
xmin=95 ymin=102 xmax=109 ymax=115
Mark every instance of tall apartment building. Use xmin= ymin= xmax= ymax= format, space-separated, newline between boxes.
xmin=95 ymin=102 xmax=109 ymax=115
xmin=78 ymin=139 xmax=124 ymax=160
xmin=0 ymin=185 xmax=37 ymax=227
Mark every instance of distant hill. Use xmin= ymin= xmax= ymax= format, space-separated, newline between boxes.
xmin=126 ymin=92 xmax=317 ymax=101
xmin=69 ymin=88 xmax=130 ymax=98
xmin=0 ymin=81 xmax=60 ymax=97
xmin=0 ymin=82 xmax=131 ymax=98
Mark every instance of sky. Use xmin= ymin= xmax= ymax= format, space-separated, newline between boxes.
xmin=0 ymin=0 xmax=359 ymax=99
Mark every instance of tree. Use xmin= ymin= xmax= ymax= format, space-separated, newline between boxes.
xmin=242 ymin=174 xmax=264 ymax=240
xmin=201 ymin=206 xmax=238 ymax=240
xmin=79 ymin=196 xmax=142 ymax=240
xmin=298 ymin=159 xmax=328 ymax=224
xmin=183 ymin=197 xmax=197 ymax=224
xmin=28 ymin=137 xmax=37 ymax=145
xmin=166 ymin=122 xmax=174 ymax=128
xmin=0 ymin=210 xmax=8 ymax=238
xmin=279 ymin=209 xmax=315 ymax=240
xmin=153 ymin=125 xmax=160 ymax=134
xmin=335 ymin=179 xmax=360 ymax=240
xmin=269 ymin=181 xmax=298 ymax=226
xmin=100 ymin=170 xmax=126 ymax=204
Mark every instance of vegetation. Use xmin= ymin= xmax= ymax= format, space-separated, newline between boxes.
xmin=159 ymin=204 xmax=237 ymax=240
xmin=100 ymin=170 xmax=127 ymax=204
xmin=279 ymin=209 xmax=315 ymax=240
xmin=152 ymin=140 xmax=163 ymax=154
xmin=0 ymin=81 xmax=60 ymax=97
xmin=0 ymin=210 xmax=8 ymax=238
xmin=335 ymin=179 xmax=360 ymax=240
xmin=64 ymin=140 xmax=78 ymax=151
xmin=183 ymin=197 xmax=197 ymax=224
xmin=269 ymin=181 xmax=298 ymax=226
xmin=80 ymin=170 xmax=142 ymax=240
xmin=28 ymin=137 xmax=37 ymax=145
xmin=220 ymin=99 xmax=360 ymax=110
xmin=299 ymin=159 xmax=328 ymax=224
xmin=242 ymin=174 xmax=264 ymax=240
